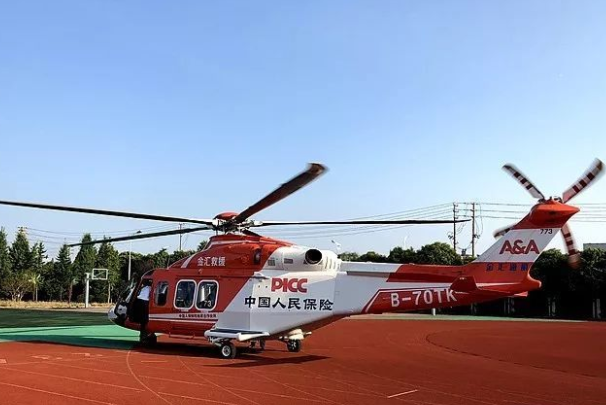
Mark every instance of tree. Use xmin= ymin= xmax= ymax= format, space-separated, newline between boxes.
xmin=94 ymin=241 xmax=120 ymax=303
xmin=339 ymin=252 xmax=359 ymax=262
xmin=27 ymin=271 xmax=42 ymax=301
xmin=151 ymin=248 xmax=170 ymax=268
xmin=416 ymin=242 xmax=461 ymax=265
xmin=119 ymin=251 xmax=150 ymax=282
xmin=531 ymin=249 xmax=570 ymax=296
xmin=29 ymin=242 xmax=47 ymax=301
xmin=579 ymin=248 xmax=606 ymax=291
xmin=529 ymin=249 xmax=569 ymax=317
xmin=3 ymin=272 xmax=30 ymax=301
xmin=388 ymin=246 xmax=417 ymax=264
xmin=44 ymin=244 xmax=72 ymax=301
xmin=170 ymin=249 xmax=196 ymax=264
xmin=357 ymin=251 xmax=387 ymax=263
xmin=4 ymin=229 xmax=33 ymax=300
xmin=9 ymin=228 xmax=32 ymax=274
xmin=0 ymin=228 xmax=11 ymax=298
xmin=31 ymin=242 xmax=47 ymax=272
xmin=72 ymin=234 xmax=97 ymax=303
xmin=579 ymin=248 xmax=606 ymax=317
xmin=197 ymin=240 xmax=209 ymax=251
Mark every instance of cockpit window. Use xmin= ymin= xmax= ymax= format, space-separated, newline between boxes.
xmin=174 ymin=280 xmax=196 ymax=309
xmin=196 ymin=281 xmax=218 ymax=310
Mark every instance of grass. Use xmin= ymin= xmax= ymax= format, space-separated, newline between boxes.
xmin=0 ymin=308 xmax=111 ymax=328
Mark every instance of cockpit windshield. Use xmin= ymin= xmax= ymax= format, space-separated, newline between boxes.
xmin=121 ymin=280 xmax=138 ymax=304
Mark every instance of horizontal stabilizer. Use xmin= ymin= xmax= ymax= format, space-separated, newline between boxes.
xmin=450 ymin=276 xmax=478 ymax=293
xmin=450 ymin=276 xmax=519 ymax=297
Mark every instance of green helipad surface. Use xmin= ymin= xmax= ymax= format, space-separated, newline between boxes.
xmin=0 ymin=308 xmax=138 ymax=349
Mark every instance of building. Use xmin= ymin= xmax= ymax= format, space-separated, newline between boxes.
xmin=583 ymin=243 xmax=606 ymax=251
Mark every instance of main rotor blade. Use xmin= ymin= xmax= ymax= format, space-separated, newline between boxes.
xmin=232 ymin=163 xmax=327 ymax=223
xmin=0 ymin=200 xmax=214 ymax=226
xmin=562 ymin=158 xmax=604 ymax=203
xmin=561 ymin=223 xmax=580 ymax=269
xmin=502 ymin=164 xmax=545 ymax=200
xmin=68 ymin=225 xmax=211 ymax=247
xmin=252 ymin=219 xmax=470 ymax=227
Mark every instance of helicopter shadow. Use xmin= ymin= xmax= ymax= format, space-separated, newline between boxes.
xmin=0 ymin=331 xmax=329 ymax=365
xmin=209 ymin=352 xmax=329 ymax=368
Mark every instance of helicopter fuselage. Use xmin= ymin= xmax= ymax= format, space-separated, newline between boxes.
xmin=109 ymin=222 xmax=563 ymax=345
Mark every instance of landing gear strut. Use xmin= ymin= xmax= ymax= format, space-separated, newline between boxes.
xmin=249 ymin=339 xmax=266 ymax=351
xmin=286 ymin=340 xmax=301 ymax=353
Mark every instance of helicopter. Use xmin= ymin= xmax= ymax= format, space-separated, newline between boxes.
xmin=0 ymin=159 xmax=602 ymax=359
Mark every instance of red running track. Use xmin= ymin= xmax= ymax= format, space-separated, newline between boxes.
xmin=0 ymin=318 xmax=605 ymax=405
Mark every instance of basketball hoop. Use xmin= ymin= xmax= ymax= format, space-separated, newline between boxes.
xmin=85 ymin=268 xmax=109 ymax=308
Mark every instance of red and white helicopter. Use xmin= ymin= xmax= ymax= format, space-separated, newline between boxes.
xmin=0 ymin=160 xmax=602 ymax=359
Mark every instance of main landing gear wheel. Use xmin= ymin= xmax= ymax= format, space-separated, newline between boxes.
xmin=287 ymin=340 xmax=301 ymax=353
xmin=220 ymin=342 xmax=237 ymax=359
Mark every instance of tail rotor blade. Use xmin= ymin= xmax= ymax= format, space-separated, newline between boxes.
xmin=502 ymin=164 xmax=545 ymax=200
xmin=493 ymin=223 xmax=515 ymax=238
xmin=561 ymin=223 xmax=580 ymax=269
xmin=562 ymin=158 xmax=604 ymax=203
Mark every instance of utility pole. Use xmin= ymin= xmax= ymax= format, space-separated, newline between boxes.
xmin=179 ymin=223 xmax=183 ymax=251
xmin=471 ymin=202 xmax=476 ymax=257
xmin=452 ymin=203 xmax=458 ymax=252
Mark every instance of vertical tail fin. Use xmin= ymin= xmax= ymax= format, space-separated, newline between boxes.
xmin=465 ymin=200 xmax=579 ymax=286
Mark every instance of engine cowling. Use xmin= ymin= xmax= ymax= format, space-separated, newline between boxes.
xmin=262 ymin=246 xmax=339 ymax=271
xmin=304 ymin=249 xmax=322 ymax=265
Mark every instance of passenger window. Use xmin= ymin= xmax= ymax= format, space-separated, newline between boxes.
xmin=174 ymin=280 xmax=196 ymax=308
xmin=154 ymin=281 xmax=169 ymax=306
xmin=196 ymin=281 xmax=219 ymax=310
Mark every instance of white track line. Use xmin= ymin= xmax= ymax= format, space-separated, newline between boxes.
xmin=387 ymin=389 xmax=419 ymax=398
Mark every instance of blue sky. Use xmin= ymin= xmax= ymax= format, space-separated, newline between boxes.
xmin=1 ymin=1 xmax=605 ymax=258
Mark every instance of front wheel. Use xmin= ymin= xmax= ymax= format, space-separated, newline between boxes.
xmin=220 ymin=342 xmax=237 ymax=359
xmin=287 ymin=340 xmax=301 ymax=353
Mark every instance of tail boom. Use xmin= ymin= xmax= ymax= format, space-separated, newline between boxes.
xmin=340 ymin=200 xmax=579 ymax=315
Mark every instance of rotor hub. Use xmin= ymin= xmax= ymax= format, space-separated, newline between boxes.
xmin=214 ymin=212 xmax=239 ymax=221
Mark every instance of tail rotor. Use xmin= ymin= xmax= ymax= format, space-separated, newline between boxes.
xmin=497 ymin=159 xmax=603 ymax=268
